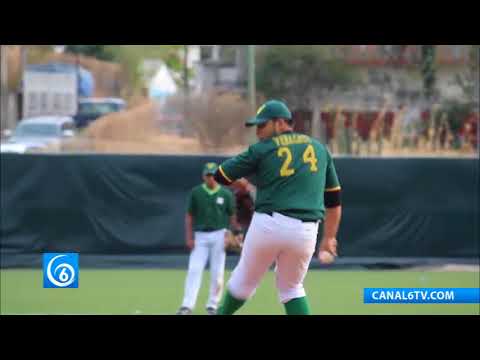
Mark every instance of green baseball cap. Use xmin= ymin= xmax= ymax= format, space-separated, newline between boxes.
xmin=246 ymin=100 xmax=292 ymax=127
xmin=203 ymin=162 xmax=219 ymax=176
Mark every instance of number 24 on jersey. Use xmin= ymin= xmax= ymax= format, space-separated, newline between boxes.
xmin=277 ymin=144 xmax=318 ymax=177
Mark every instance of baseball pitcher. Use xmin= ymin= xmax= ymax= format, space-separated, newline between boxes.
xmin=214 ymin=100 xmax=342 ymax=315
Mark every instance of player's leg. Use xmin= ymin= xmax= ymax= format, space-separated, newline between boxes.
xmin=275 ymin=221 xmax=318 ymax=315
xmin=206 ymin=229 xmax=227 ymax=313
xmin=218 ymin=213 xmax=279 ymax=315
xmin=180 ymin=232 xmax=210 ymax=312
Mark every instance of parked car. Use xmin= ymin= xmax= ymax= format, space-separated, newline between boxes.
xmin=1 ymin=116 xmax=76 ymax=154
xmin=74 ymin=98 xmax=126 ymax=128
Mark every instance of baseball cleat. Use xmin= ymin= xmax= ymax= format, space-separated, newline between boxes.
xmin=206 ymin=307 xmax=217 ymax=315
xmin=176 ymin=307 xmax=193 ymax=315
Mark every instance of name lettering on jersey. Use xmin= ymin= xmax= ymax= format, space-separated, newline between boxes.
xmin=272 ymin=134 xmax=311 ymax=147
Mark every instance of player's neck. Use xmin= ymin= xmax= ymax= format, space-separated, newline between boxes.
xmin=205 ymin=182 xmax=219 ymax=190
xmin=277 ymin=129 xmax=294 ymax=135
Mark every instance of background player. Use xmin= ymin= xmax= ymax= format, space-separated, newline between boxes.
xmin=176 ymin=162 xmax=239 ymax=315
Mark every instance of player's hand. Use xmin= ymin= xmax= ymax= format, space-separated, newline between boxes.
xmin=236 ymin=178 xmax=255 ymax=193
xmin=224 ymin=231 xmax=243 ymax=253
xmin=186 ymin=238 xmax=195 ymax=251
xmin=319 ymin=237 xmax=338 ymax=257
xmin=234 ymin=233 xmax=244 ymax=248
xmin=234 ymin=178 xmax=248 ymax=188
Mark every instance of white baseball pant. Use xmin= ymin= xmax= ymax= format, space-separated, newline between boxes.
xmin=227 ymin=212 xmax=319 ymax=304
xmin=181 ymin=229 xmax=227 ymax=310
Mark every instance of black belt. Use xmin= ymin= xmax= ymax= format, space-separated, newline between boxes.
xmin=263 ymin=211 xmax=318 ymax=224
xmin=198 ymin=228 xmax=221 ymax=232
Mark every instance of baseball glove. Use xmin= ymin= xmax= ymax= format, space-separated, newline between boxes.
xmin=224 ymin=230 xmax=244 ymax=253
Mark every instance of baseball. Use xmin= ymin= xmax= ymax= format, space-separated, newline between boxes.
xmin=319 ymin=250 xmax=336 ymax=264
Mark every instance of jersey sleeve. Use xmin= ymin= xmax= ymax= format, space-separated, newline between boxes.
xmin=325 ymin=148 xmax=341 ymax=192
xmin=218 ymin=145 xmax=260 ymax=184
xmin=187 ymin=190 xmax=196 ymax=216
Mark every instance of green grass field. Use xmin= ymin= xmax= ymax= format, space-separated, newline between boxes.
xmin=1 ymin=269 xmax=479 ymax=315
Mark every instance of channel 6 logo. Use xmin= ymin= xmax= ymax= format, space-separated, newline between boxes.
xmin=43 ymin=253 xmax=79 ymax=288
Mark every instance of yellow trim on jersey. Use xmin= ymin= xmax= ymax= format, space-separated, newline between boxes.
xmin=325 ymin=186 xmax=341 ymax=192
xmin=219 ymin=165 xmax=233 ymax=183
xmin=202 ymin=183 xmax=221 ymax=196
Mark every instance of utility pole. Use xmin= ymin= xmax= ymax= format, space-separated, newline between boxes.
xmin=184 ymin=45 xmax=189 ymax=97
xmin=183 ymin=45 xmax=189 ymax=136
xmin=75 ymin=52 xmax=80 ymax=116
xmin=247 ymin=45 xmax=256 ymax=113
xmin=1 ymin=45 xmax=8 ymax=132
xmin=246 ymin=45 xmax=257 ymax=145
xmin=421 ymin=45 xmax=437 ymax=104
xmin=19 ymin=45 xmax=28 ymax=119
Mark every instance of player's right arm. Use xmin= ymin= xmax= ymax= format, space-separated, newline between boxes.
xmin=320 ymin=147 xmax=342 ymax=257
xmin=185 ymin=213 xmax=195 ymax=251
xmin=215 ymin=146 xmax=260 ymax=185
xmin=186 ymin=190 xmax=196 ymax=251
xmin=320 ymin=207 xmax=341 ymax=256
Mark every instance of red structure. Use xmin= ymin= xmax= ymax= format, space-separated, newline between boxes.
xmin=293 ymin=109 xmax=479 ymax=149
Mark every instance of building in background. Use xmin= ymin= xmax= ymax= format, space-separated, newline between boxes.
xmin=330 ymin=45 xmax=470 ymax=108
xmin=190 ymin=45 xmax=248 ymax=95
xmin=191 ymin=45 xmax=470 ymax=107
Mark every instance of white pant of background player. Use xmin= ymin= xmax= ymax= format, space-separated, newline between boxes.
xmin=228 ymin=212 xmax=319 ymax=304
xmin=181 ymin=229 xmax=227 ymax=310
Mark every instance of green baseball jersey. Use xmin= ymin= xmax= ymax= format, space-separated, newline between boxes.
xmin=219 ymin=131 xmax=340 ymax=221
xmin=187 ymin=184 xmax=235 ymax=231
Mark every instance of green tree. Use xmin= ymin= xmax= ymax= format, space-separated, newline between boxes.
xmin=65 ymin=45 xmax=116 ymax=62
xmin=380 ymin=45 xmax=439 ymax=102
xmin=256 ymin=46 xmax=358 ymax=109
xmin=64 ymin=46 xmax=195 ymax=97
xmin=421 ymin=45 xmax=437 ymax=102
xmin=454 ymin=45 xmax=479 ymax=107
xmin=105 ymin=45 xmax=188 ymax=93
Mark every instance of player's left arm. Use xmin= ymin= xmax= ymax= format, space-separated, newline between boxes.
xmin=214 ymin=146 xmax=259 ymax=186
xmin=185 ymin=191 xmax=196 ymax=251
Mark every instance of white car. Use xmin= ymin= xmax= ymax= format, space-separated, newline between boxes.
xmin=1 ymin=116 xmax=76 ymax=154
